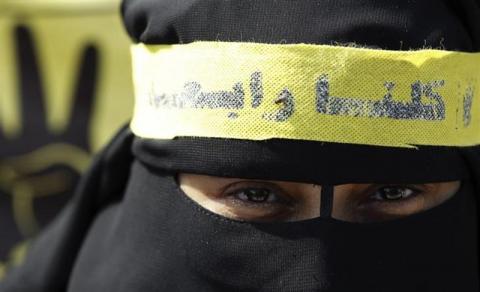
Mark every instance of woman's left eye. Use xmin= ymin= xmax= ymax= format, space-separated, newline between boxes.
xmin=371 ymin=186 xmax=421 ymax=202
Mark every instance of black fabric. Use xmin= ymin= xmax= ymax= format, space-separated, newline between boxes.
xmin=122 ymin=0 xmax=480 ymax=51
xmin=64 ymin=162 xmax=480 ymax=291
xmin=133 ymin=138 xmax=471 ymax=185
xmin=1 ymin=129 xmax=479 ymax=291
xmin=1 ymin=0 xmax=479 ymax=291
xmin=320 ymin=185 xmax=334 ymax=218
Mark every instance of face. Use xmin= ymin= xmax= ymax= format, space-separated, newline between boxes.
xmin=179 ymin=174 xmax=461 ymax=223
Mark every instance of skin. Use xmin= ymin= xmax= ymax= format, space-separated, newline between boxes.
xmin=179 ymin=174 xmax=461 ymax=223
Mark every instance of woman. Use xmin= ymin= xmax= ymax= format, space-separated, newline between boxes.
xmin=1 ymin=0 xmax=479 ymax=291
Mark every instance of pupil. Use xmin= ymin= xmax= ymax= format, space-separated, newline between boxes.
xmin=246 ymin=189 xmax=269 ymax=202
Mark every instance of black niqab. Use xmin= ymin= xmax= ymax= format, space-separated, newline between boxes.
xmin=1 ymin=0 xmax=479 ymax=291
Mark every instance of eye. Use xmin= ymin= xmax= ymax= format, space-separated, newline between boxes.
xmin=220 ymin=182 xmax=297 ymax=221
xmin=335 ymin=185 xmax=431 ymax=223
xmin=235 ymin=188 xmax=276 ymax=203
xmin=371 ymin=186 xmax=421 ymax=202
xmin=228 ymin=187 xmax=289 ymax=206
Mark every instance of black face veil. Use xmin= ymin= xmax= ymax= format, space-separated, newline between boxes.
xmin=1 ymin=0 xmax=480 ymax=291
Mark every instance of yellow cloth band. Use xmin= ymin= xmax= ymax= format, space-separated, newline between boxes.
xmin=130 ymin=42 xmax=480 ymax=148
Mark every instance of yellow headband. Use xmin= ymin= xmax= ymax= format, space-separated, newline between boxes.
xmin=130 ymin=42 xmax=480 ymax=148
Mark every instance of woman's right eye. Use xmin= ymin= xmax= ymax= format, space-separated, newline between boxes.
xmin=226 ymin=185 xmax=293 ymax=208
xmin=220 ymin=183 xmax=298 ymax=221
xmin=234 ymin=188 xmax=281 ymax=204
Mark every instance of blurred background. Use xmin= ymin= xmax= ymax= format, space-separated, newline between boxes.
xmin=0 ymin=0 xmax=133 ymax=277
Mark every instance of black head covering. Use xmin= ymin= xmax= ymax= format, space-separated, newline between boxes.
xmin=1 ymin=0 xmax=480 ymax=291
